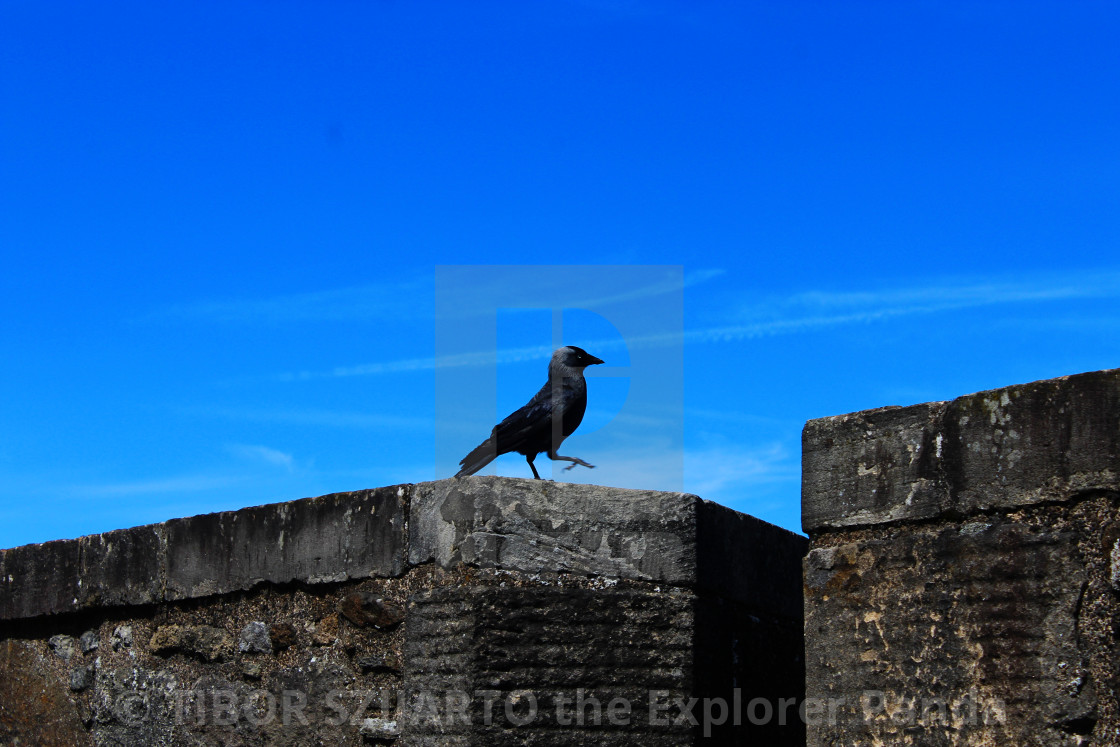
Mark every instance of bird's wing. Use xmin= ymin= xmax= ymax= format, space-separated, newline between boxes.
xmin=492 ymin=384 xmax=556 ymax=455
xmin=457 ymin=384 xmax=554 ymax=476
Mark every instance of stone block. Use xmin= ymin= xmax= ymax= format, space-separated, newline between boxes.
xmin=402 ymin=584 xmax=696 ymax=745
xmin=696 ymin=499 xmax=807 ymax=618
xmin=802 ymin=368 xmax=1120 ymax=745
xmin=0 ymin=538 xmax=81 ymax=619
xmin=409 ymin=476 xmax=698 ymax=583
xmin=803 ymin=368 xmax=1120 ymax=532
xmin=0 ymin=640 xmax=92 ymax=746
xmin=804 ymin=500 xmax=1115 ymax=745
xmin=164 ymin=486 xmax=408 ymax=599
xmin=802 ymin=402 xmax=949 ymax=532
xmin=78 ymin=524 xmax=163 ymax=608
xmin=945 ymin=368 xmax=1120 ymax=512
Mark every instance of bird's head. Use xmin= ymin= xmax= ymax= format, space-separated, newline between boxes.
xmin=553 ymin=346 xmax=604 ymax=370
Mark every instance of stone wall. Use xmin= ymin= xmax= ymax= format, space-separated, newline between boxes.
xmin=802 ymin=368 xmax=1120 ymax=746
xmin=12 ymin=365 xmax=1112 ymax=746
xmin=0 ymin=477 xmax=807 ymax=746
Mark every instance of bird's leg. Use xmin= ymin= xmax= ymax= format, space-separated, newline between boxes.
xmin=526 ymin=455 xmax=542 ymax=480
xmin=547 ymin=450 xmax=595 ymax=471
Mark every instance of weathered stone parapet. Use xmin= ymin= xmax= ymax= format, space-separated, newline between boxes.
xmin=803 ymin=367 xmax=1120 ymax=532
xmin=0 ymin=487 xmax=407 ymax=620
xmin=1 ymin=478 xmax=803 ymax=622
xmin=0 ymin=478 xmax=807 ymax=745
xmin=409 ymin=478 xmax=697 ymax=583
xmin=410 ymin=478 xmax=806 ymax=617
xmin=802 ymin=368 xmax=1120 ymax=746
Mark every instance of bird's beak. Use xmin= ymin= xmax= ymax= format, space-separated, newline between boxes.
xmin=587 ymin=354 xmax=604 ymax=366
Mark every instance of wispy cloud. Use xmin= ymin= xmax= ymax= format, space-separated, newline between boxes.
xmin=984 ymin=314 xmax=1120 ymax=333
xmin=269 ymin=270 xmax=1120 ymax=381
xmin=146 ymin=278 xmax=430 ymax=324
xmin=226 ymin=443 xmax=295 ymax=472
xmin=537 ymin=437 xmax=797 ymax=499
xmin=683 ymin=408 xmax=798 ymax=427
xmin=69 ymin=445 xmax=297 ymax=498
xmin=684 ymin=442 xmax=798 ymax=499
xmin=75 ymin=474 xmax=245 ymax=497
xmin=435 ymin=266 xmax=721 ymax=318
xmin=185 ymin=405 xmax=431 ymax=430
xmin=561 ymin=267 xmax=724 ymax=312
xmin=570 ymin=441 xmax=800 ymax=529
xmin=275 ymin=343 xmax=562 ymax=382
xmin=672 ymin=270 xmax=1120 ymax=345
xmin=150 ymin=268 xmax=723 ymax=327
xmin=695 ymin=271 xmax=1120 ymax=343
xmin=781 ymin=278 xmax=1113 ymax=311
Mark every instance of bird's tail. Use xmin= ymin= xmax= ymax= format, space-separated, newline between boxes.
xmin=455 ymin=433 xmax=499 ymax=477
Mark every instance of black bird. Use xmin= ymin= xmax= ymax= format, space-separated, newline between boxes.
xmin=455 ymin=346 xmax=604 ymax=480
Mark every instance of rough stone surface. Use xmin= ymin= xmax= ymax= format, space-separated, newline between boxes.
xmin=79 ymin=524 xmax=164 ymax=607
xmin=164 ymin=486 xmax=408 ymax=600
xmin=410 ymin=477 xmax=700 ymax=582
xmin=402 ymin=582 xmax=697 ymax=745
xmin=803 ymin=402 xmax=949 ymax=531
xmin=311 ymin=613 xmax=340 ymax=646
xmin=0 ymin=479 xmax=806 ymax=745
xmin=239 ymin=621 xmax=273 ymax=654
xmin=1 ymin=476 xmax=808 ymax=628
xmin=339 ymin=591 xmax=406 ymax=629
xmin=111 ymin=624 xmax=133 ymax=650
xmin=356 ymin=652 xmax=402 ymax=673
xmin=360 ymin=716 xmax=402 ymax=740
xmin=0 ymin=487 xmax=408 ymax=620
xmin=49 ymin=633 xmax=77 ymax=660
xmin=803 ymin=367 xmax=1120 ymax=532
xmin=69 ymin=664 xmax=94 ymax=692
xmin=79 ymin=629 xmax=99 ymax=653
xmin=0 ymin=640 xmax=92 ymax=746
xmin=0 ymin=538 xmax=81 ymax=619
xmin=269 ymin=622 xmax=298 ymax=651
xmin=150 ymin=624 xmax=236 ymax=662
xmin=803 ymin=368 xmax=1120 ymax=746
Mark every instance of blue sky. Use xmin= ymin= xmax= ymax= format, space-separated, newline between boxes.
xmin=3 ymin=1 xmax=1120 ymax=548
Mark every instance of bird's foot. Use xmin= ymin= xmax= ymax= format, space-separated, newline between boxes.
xmin=562 ymin=459 xmax=595 ymax=471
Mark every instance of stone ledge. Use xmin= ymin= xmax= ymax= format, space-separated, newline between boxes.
xmin=0 ymin=487 xmax=406 ymax=621
xmin=163 ymin=487 xmax=407 ymax=600
xmin=803 ymin=367 xmax=1120 ymax=533
xmin=1 ymin=478 xmax=806 ymax=622
xmin=409 ymin=478 xmax=698 ymax=583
